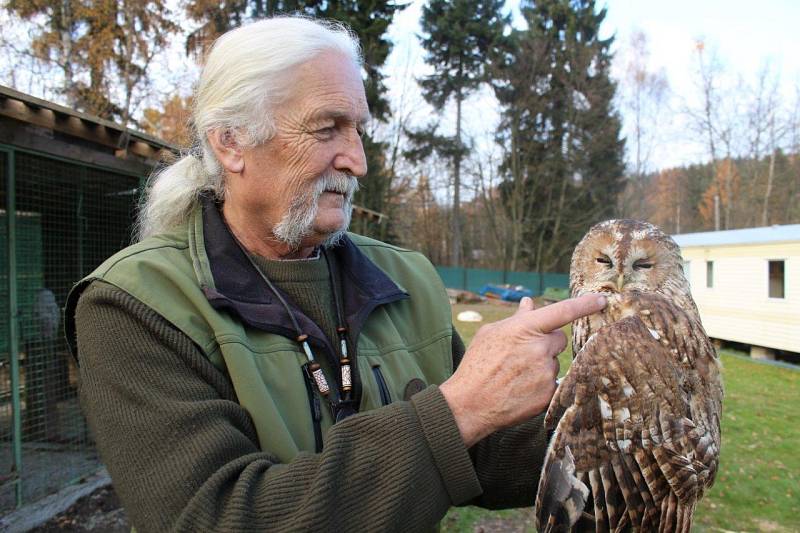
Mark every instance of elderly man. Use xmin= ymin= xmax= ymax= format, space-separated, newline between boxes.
xmin=65 ymin=16 xmax=605 ymax=532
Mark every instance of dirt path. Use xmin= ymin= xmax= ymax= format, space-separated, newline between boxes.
xmin=31 ymin=486 xmax=128 ymax=532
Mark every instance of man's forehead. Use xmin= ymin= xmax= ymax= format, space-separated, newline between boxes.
xmin=281 ymin=50 xmax=371 ymax=125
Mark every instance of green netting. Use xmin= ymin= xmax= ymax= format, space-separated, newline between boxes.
xmin=0 ymin=212 xmax=44 ymax=355
xmin=435 ymin=266 xmax=569 ymax=296
xmin=0 ymin=149 xmax=13 ymax=511
xmin=0 ymin=148 xmax=142 ymax=511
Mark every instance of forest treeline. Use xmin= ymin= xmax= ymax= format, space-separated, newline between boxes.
xmin=1 ymin=0 xmax=798 ymax=273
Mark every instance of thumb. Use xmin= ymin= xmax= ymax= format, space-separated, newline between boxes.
xmin=514 ymin=296 xmax=535 ymax=315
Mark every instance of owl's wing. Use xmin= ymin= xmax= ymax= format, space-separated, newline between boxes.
xmin=534 ymin=313 xmax=721 ymax=533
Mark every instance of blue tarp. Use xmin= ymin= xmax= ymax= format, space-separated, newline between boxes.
xmin=478 ymin=284 xmax=534 ymax=302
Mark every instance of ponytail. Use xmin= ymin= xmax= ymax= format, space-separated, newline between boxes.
xmin=135 ymin=152 xmax=222 ymax=241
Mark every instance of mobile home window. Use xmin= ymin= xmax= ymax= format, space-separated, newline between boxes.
xmin=706 ymin=261 xmax=713 ymax=288
xmin=768 ymin=260 xmax=785 ymax=299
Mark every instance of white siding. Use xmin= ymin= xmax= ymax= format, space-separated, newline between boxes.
xmin=680 ymin=242 xmax=800 ymax=352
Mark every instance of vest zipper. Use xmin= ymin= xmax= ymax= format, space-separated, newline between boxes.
xmin=301 ymin=363 xmax=324 ymax=453
xmin=372 ymin=365 xmax=392 ymax=406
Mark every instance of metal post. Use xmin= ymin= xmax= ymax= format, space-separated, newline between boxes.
xmin=77 ymin=166 xmax=85 ymax=276
xmin=6 ymin=149 xmax=23 ymax=507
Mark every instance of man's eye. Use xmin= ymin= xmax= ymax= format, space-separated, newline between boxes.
xmin=315 ymin=126 xmax=335 ymax=137
xmin=356 ymin=125 xmax=366 ymax=138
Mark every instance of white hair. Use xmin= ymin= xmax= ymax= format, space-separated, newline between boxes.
xmin=136 ymin=16 xmax=362 ymax=240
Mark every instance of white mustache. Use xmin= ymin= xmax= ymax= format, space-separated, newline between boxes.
xmin=272 ymin=172 xmax=359 ymax=250
xmin=317 ymin=173 xmax=359 ymax=198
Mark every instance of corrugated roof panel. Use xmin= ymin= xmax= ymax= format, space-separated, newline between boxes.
xmin=672 ymin=224 xmax=800 ymax=247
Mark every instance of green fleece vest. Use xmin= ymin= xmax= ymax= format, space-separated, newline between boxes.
xmin=66 ymin=206 xmax=453 ymax=463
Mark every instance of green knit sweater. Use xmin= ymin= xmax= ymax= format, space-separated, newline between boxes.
xmin=75 ymin=276 xmax=550 ymax=532
xmin=248 ymin=251 xmax=342 ymax=383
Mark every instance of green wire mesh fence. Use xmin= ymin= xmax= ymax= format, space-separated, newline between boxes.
xmin=0 ymin=146 xmax=142 ymax=512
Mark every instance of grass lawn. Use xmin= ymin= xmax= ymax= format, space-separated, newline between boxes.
xmin=443 ymin=302 xmax=800 ymax=533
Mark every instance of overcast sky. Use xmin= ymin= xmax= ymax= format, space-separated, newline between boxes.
xmin=383 ymin=0 xmax=800 ymax=171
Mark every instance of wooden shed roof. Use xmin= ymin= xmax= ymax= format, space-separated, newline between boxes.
xmin=0 ymin=84 xmax=175 ymax=166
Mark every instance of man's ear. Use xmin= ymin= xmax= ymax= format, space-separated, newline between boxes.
xmin=207 ymin=128 xmax=245 ymax=174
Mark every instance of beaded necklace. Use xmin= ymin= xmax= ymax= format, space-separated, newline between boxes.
xmin=237 ymin=241 xmax=358 ymax=423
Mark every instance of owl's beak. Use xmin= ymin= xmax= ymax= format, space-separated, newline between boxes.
xmin=616 ymin=273 xmax=625 ymax=290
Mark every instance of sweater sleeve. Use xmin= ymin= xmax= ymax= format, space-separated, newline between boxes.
xmin=451 ymin=327 xmax=551 ymax=510
xmin=75 ymin=281 xmax=481 ymax=532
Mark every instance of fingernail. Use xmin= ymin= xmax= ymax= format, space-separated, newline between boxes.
xmin=597 ymin=295 xmax=607 ymax=307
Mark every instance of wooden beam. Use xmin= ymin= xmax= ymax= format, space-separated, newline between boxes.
xmin=0 ymin=85 xmax=176 ymax=159
xmin=0 ymin=116 xmax=152 ymax=176
xmin=0 ymin=97 xmax=124 ymax=150
xmin=352 ymin=204 xmax=387 ymax=223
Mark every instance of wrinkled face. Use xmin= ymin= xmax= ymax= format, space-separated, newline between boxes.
xmin=231 ymin=50 xmax=369 ymax=249
xmin=570 ymin=220 xmax=684 ymax=296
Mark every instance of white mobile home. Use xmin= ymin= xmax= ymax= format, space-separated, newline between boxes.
xmin=672 ymin=225 xmax=800 ymax=359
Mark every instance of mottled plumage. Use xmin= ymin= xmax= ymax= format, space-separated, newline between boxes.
xmin=534 ymin=219 xmax=723 ymax=533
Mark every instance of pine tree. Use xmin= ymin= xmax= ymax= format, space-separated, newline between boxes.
xmin=409 ymin=0 xmax=508 ymax=266
xmin=495 ymin=0 xmax=625 ymax=272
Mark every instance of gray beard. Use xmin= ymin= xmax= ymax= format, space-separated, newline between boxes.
xmin=272 ymin=173 xmax=359 ymax=250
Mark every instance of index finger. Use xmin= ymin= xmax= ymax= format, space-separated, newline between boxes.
xmin=528 ymin=293 xmax=607 ymax=333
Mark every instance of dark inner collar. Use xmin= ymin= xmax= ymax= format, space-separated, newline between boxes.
xmin=199 ymin=195 xmax=407 ymax=337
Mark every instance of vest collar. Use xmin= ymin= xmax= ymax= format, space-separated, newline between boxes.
xmin=194 ymin=195 xmax=408 ymax=346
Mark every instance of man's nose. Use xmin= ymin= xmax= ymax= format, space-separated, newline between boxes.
xmin=334 ymin=128 xmax=368 ymax=178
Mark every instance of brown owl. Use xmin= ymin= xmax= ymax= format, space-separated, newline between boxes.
xmin=534 ymin=219 xmax=723 ymax=533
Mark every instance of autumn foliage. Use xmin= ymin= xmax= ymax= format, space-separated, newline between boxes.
xmin=142 ymin=95 xmax=193 ymax=147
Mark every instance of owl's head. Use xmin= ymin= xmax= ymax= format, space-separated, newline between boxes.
xmin=570 ymin=219 xmax=689 ymax=300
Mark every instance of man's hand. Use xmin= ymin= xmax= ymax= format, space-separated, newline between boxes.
xmin=440 ymin=294 xmax=607 ymax=447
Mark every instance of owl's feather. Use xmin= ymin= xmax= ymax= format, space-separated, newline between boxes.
xmin=535 ymin=222 xmax=722 ymax=533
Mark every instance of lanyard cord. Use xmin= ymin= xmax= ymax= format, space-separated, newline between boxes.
xmin=233 ymin=239 xmax=333 ymax=398
xmin=221 ymin=206 xmax=357 ymax=423
xmin=322 ymin=248 xmax=353 ymax=398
